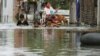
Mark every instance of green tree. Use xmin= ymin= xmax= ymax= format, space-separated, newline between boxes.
xmin=44 ymin=0 xmax=70 ymax=9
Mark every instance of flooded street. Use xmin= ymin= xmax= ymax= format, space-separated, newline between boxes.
xmin=0 ymin=0 xmax=100 ymax=56
xmin=0 ymin=29 xmax=100 ymax=56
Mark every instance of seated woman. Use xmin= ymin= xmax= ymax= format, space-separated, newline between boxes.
xmin=42 ymin=2 xmax=67 ymax=27
xmin=42 ymin=2 xmax=58 ymax=26
xmin=42 ymin=2 xmax=57 ymax=15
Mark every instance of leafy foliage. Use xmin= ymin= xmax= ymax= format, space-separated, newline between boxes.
xmin=44 ymin=0 xmax=70 ymax=9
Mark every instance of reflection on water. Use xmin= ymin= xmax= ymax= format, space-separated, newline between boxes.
xmin=0 ymin=29 xmax=100 ymax=56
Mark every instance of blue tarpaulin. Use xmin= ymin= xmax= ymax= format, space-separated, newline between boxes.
xmin=76 ymin=0 xmax=80 ymax=25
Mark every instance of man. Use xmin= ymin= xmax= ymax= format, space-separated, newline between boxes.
xmin=17 ymin=13 xmax=29 ymax=26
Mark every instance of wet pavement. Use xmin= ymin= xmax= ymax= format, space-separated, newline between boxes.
xmin=0 ymin=29 xmax=100 ymax=56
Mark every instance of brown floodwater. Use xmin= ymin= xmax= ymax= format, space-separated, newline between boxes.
xmin=0 ymin=29 xmax=100 ymax=56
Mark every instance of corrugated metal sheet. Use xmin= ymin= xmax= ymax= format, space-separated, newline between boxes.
xmin=80 ymin=0 xmax=97 ymax=26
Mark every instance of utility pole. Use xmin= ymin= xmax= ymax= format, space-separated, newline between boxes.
xmin=70 ymin=0 xmax=77 ymax=24
xmin=17 ymin=0 xmax=21 ymax=21
xmin=97 ymin=0 xmax=100 ymax=28
xmin=0 ymin=0 xmax=2 ymax=22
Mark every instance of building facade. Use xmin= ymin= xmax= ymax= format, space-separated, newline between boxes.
xmin=1 ymin=0 xmax=14 ymax=23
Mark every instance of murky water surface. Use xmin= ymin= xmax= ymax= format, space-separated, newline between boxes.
xmin=0 ymin=29 xmax=100 ymax=56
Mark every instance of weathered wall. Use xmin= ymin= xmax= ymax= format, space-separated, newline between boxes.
xmin=80 ymin=0 xmax=97 ymax=25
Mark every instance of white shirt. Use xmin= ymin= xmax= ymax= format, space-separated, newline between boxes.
xmin=44 ymin=7 xmax=56 ymax=15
